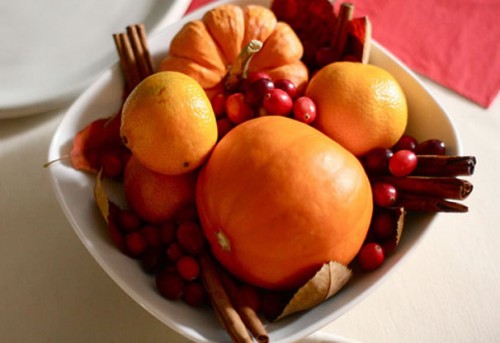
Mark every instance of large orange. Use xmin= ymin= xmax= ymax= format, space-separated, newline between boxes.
xmin=305 ymin=62 xmax=408 ymax=156
xmin=196 ymin=116 xmax=373 ymax=290
xmin=120 ymin=71 xmax=217 ymax=175
xmin=124 ymin=156 xmax=197 ymax=224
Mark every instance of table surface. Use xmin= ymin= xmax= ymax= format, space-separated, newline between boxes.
xmin=1 ymin=15 xmax=499 ymax=343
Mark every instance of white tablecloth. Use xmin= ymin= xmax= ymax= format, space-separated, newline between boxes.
xmin=0 ymin=74 xmax=498 ymax=342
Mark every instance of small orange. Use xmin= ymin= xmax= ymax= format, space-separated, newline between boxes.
xmin=120 ymin=71 xmax=217 ymax=175
xmin=123 ymin=156 xmax=197 ymax=224
xmin=305 ymin=62 xmax=408 ymax=156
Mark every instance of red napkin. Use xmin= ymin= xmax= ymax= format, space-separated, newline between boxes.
xmin=343 ymin=0 xmax=500 ymax=108
xmin=187 ymin=0 xmax=500 ymax=108
xmin=186 ymin=0 xmax=214 ymax=13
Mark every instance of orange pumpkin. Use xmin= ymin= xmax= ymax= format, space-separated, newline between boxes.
xmin=159 ymin=4 xmax=309 ymax=95
xmin=196 ymin=116 xmax=373 ymax=290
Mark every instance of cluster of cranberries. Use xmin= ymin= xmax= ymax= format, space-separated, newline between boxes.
xmin=356 ymin=135 xmax=447 ymax=272
xmin=108 ymin=204 xmax=209 ymax=307
xmin=211 ymin=72 xmax=317 ymax=140
xmin=107 ymin=203 xmax=290 ymax=319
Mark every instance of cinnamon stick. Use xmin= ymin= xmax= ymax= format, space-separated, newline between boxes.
xmin=119 ymin=32 xmax=141 ymax=92
xmin=199 ymin=253 xmax=253 ymax=343
xmin=374 ymin=176 xmax=473 ymax=200
xmin=136 ymin=24 xmax=154 ymax=74
xmin=219 ymin=271 xmax=269 ymax=343
xmin=396 ymin=192 xmax=468 ymax=213
xmin=113 ymin=33 xmax=139 ymax=94
xmin=414 ymin=155 xmax=476 ymax=177
xmin=331 ymin=3 xmax=354 ymax=60
xmin=126 ymin=24 xmax=153 ymax=79
xmin=113 ymin=24 xmax=154 ymax=97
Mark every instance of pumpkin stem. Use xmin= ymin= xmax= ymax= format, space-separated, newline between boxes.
xmin=224 ymin=39 xmax=263 ymax=92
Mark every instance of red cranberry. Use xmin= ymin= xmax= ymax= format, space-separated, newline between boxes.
xmin=262 ymin=89 xmax=293 ymax=116
xmin=372 ymin=182 xmax=398 ymax=208
xmin=364 ymin=148 xmax=393 ymax=174
xmin=389 ymin=150 xmax=418 ymax=177
xmin=183 ymin=281 xmax=208 ymax=307
xmin=159 ymin=221 xmax=176 ymax=245
xmin=274 ymin=79 xmax=298 ymax=99
xmin=140 ymin=225 xmax=161 ymax=248
xmin=245 ymin=78 xmax=274 ymax=106
xmin=357 ymin=243 xmax=385 ymax=271
xmin=225 ymin=93 xmax=254 ymax=124
xmin=293 ymin=96 xmax=316 ymax=124
xmin=371 ymin=210 xmax=397 ymax=242
xmin=176 ymin=255 xmax=201 ymax=281
xmin=210 ymin=93 xmax=226 ymax=118
xmin=176 ymin=221 xmax=206 ymax=256
xmin=99 ymin=150 xmax=124 ymax=179
xmin=117 ymin=209 xmax=142 ymax=233
xmin=392 ymin=135 xmax=418 ymax=151
xmin=156 ymin=271 xmax=185 ymax=300
xmin=124 ymin=232 xmax=147 ymax=257
xmin=415 ymin=139 xmax=446 ymax=155
xmin=165 ymin=242 xmax=185 ymax=263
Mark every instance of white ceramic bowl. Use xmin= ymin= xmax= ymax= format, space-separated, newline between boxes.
xmin=47 ymin=0 xmax=460 ymax=342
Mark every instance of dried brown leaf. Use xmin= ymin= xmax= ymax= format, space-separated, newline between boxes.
xmin=70 ymin=114 xmax=125 ymax=173
xmin=93 ymin=170 xmax=110 ymax=224
xmin=346 ymin=16 xmax=372 ymax=63
xmin=277 ymin=261 xmax=352 ymax=320
xmin=395 ymin=206 xmax=405 ymax=245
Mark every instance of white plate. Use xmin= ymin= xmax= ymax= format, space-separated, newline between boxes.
xmin=47 ymin=0 xmax=460 ymax=342
xmin=0 ymin=0 xmax=192 ymax=119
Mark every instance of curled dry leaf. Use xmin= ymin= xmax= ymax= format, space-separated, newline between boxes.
xmin=277 ymin=261 xmax=352 ymax=320
xmin=345 ymin=16 xmax=371 ymax=64
xmin=395 ymin=206 xmax=405 ymax=245
xmin=93 ymin=170 xmax=109 ymax=224
xmin=376 ymin=206 xmax=405 ymax=253
xmin=93 ymin=171 xmax=127 ymax=252
xmin=70 ymin=113 xmax=125 ymax=172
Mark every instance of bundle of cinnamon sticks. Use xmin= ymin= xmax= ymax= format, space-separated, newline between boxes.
xmin=200 ymin=253 xmax=269 ymax=343
xmin=113 ymin=24 xmax=154 ymax=98
xmin=374 ymin=155 xmax=476 ymax=212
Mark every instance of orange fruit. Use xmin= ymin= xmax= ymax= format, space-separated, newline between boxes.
xmin=120 ymin=71 xmax=217 ymax=175
xmin=124 ymin=156 xmax=197 ymax=224
xmin=196 ymin=116 xmax=373 ymax=290
xmin=305 ymin=62 xmax=408 ymax=156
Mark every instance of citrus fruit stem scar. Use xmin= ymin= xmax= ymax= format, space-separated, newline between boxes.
xmin=216 ymin=230 xmax=231 ymax=252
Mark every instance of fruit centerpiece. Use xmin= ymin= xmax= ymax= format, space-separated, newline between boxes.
xmin=51 ymin=1 xmax=476 ymax=342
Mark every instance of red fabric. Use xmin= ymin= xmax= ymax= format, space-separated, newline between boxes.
xmin=344 ymin=0 xmax=500 ymax=108
xmin=186 ymin=0 xmax=214 ymax=13
xmin=187 ymin=0 xmax=500 ymax=107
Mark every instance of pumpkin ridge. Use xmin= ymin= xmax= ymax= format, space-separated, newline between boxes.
xmin=159 ymin=55 xmax=223 ymax=89
xmin=250 ymin=22 xmax=304 ymax=71
xmin=242 ymin=5 xmax=277 ymax=48
xmin=169 ymin=20 xmax=228 ymax=75
xmin=202 ymin=4 xmax=245 ymax=66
